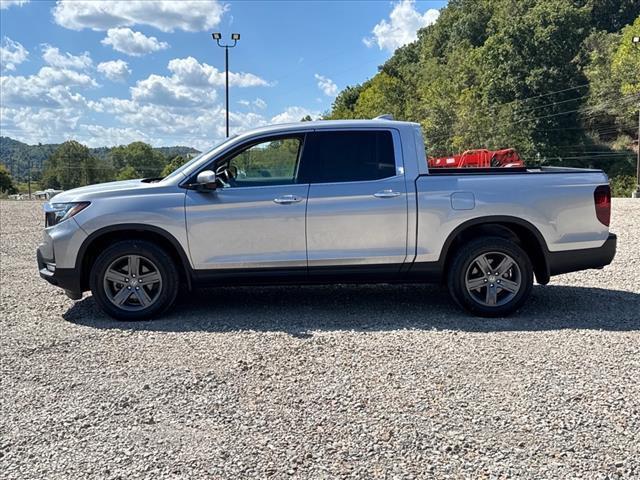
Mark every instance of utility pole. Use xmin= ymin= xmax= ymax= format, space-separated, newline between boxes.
xmin=27 ymin=155 xmax=31 ymax=199
xmin=633 ymin=36 xmax=640 ymax=198
xmin=634 ymin=107 xmax=640 ymax=198
xmin=211 ymin=32 xmax=240 ymax=138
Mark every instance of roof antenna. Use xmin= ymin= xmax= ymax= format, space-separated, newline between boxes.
xmin=374 ymin=114 xmax=394 ymax=120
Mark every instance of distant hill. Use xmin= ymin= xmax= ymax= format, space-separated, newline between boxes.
xmin=0 ymin=137 xmax=59 ymax=180
xmin=0 ymin=136 xmax=200 ymax=180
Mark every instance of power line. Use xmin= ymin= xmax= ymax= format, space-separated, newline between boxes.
xmin=426 ymin=93 xmax=639 ymax=144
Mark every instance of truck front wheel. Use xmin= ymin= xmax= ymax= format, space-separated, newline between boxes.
xmin=447 ymin=237 xmax=533 ymax=317
xmin=89 ymin=240 xmax=180 ymax=321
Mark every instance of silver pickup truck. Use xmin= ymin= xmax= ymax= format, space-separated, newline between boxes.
xmin=37 ymin=119 xmax=616 ymax=320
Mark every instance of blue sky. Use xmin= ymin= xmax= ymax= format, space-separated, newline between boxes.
xmin=0 ymin=0 xmax=445 ymax=149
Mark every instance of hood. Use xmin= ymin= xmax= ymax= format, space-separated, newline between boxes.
xmin=51 ymin=179 xmax=161 ymax=203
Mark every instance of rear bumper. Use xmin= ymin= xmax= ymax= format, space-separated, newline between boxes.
xmin=37 ymin=248 xmax=83 ymax=299
xmin=547 ymin=233 xmax=617 ymax=276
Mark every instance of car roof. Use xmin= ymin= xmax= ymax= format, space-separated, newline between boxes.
xmin=234 ymin=119 xmax=419 ymax=140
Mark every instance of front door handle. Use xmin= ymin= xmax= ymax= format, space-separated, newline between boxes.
xmin=273 ymin=195 xmax=303 ymax=204
xmin=373 ymin=190 xmax=402 ymax=198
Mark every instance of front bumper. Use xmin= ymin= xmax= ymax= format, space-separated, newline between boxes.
xmin=37 ymin=248 xmax=83 ymax=299
xmin=547 ymin=233 xmax=617 ymax=276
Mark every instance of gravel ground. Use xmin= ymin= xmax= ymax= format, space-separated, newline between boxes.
xmin=1 ymin=199 xmax=639 ymax=479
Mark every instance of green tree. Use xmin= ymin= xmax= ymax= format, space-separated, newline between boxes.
xmin=0 ymin=164 xmax=18 ymax=194
xmin=587 ymin=0 xmax=640 ymax=33
xmin=611 ymin=17 xmax=640 ymax=96
xmin=326 ymin=84 xmax=364 ymax=119
xmin=108 ymin=142 xmax=165 ymax=178
xmin=161 ymin=155 xmax=187 ymax=177
xmin=327 ymin=0 xmax=638 ymax=175
xmin=42 ymin=141 xmax=107 ymax=190
xmin=583 ymin=17 xmax=639 ymax=149
xmin=353 ymin=73 xmax=403 ymax=119
xmin=116 ymin=165 xmax=139 ymax=180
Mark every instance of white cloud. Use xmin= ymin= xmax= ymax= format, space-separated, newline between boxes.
xmin=167 ymin=56 xmax=269 ymax=88
xmin=95 ymin=99 xmax=264 ymax=150
xmin=1 ymin=67 xmax=97 ymax=109
xmin=0 ymin=55 xmax=104 ymax=145
xmin=314 ymin=73 xmax=338 ymax=97
xmin=52 ymin=0 xmax=227 ymax=32
xmin=239 ymin=98 xmax=267 ymax=110
xmin=81 ymin=124 xmax=152 ymax=146
xmin=1 ymin=106 xmax=81 ymax=144
xmin=364 ymin=0 xmax=439 ymax=52
xmin=125 ymin=56 xmax=268 ymax=108
xmin=131 ymin=73 xmax=214 ymax=107
xmin=271 ymin=106 xmax=319 ymax=124
xmin=82 ymin=57 xmax=272 ymax=148
xmin=0 ymin=0 xmax=29 ymax=9
xmin=101 ymin=28 xmax=169 ymax=56
xmin=42 ymin=44 xmax=92 ymax=70
xmin=96 ymin=93 xmax=320 ymax=150
xmin=3 ymin=92 xmax=321 ymax=150
xmin=0 ymin=37 xmax=28 ymax=71
xmin=1 ymin=44 xmax=310 ymax=151
xmin=37 ymin=67 xmax=97 ymax=87
xmin=97 ymin=59 xmax=131 ymax=82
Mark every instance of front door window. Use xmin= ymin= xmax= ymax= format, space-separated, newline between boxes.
xmin=223 ymin=137 xmax=302 ymax=187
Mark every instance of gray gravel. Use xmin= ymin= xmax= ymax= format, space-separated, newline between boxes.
xmin=1 ymin=199 xmax=639 ymax=479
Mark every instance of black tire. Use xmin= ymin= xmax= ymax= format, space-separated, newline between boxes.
xmin=447 ymin=236 xmax=533 ymax=317
xmin=89 ymin=240 xmax=179 ymax=321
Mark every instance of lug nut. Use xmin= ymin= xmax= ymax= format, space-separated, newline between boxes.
xmin=484 ymin=279 xmax=488 ymax=283
xmin=135 ymin=287 xmax=139 ymax=290
xmin=125 ymin=278 xmax=129 ymax=282
xmin=127 ymin=286 xmax=131 ymax=290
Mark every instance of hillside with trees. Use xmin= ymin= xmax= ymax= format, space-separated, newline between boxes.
xmin=0 ymin=136 xmax=199 ymax=188
xmin=37 ymin=141 xmax=198 ymax=190
xmin=328 ymin=0 xmax=639 ymax=195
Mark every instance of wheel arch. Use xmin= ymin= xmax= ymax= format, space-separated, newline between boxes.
xmin=440 ymin=216 xmax=550 ymax=285
xmin=77 ymin=224 xmax=193 ymax=292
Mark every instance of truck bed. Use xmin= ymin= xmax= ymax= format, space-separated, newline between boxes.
xmin=425 ymin=166 xmax=603 ymax=175
xmin=412 ymin=166 xmax=610 ymax=267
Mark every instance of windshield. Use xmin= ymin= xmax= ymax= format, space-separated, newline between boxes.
xmin=162 ymin=135 xmax=238 ymax=182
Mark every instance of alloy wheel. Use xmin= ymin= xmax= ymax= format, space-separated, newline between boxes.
xmin=102 ymin=254 xmax=163 ymax=311
xmin=464 ymin=251 xmax=522 ymax=307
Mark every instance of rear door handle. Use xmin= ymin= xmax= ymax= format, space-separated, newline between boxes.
xmin=273 ymin=195 xmax=303 ymax=204
xmin=374 ymin=190 xmax=402 ymax=198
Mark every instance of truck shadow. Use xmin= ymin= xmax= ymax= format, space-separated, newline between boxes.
xmin=63 ymin=283 xmax=640 ymax=335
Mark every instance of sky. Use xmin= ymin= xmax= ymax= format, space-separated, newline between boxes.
xmin=0 ymin=0 xmax=445 ymax=150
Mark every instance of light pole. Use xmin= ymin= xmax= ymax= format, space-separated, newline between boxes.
xmin=212 ymin=32 xmax=240 ymax=138
xmin=633 ymin=36 xmax=640 ymax=198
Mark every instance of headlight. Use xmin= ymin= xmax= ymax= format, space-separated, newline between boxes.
xmin=44 ymin=202 xmax=90 ymax=227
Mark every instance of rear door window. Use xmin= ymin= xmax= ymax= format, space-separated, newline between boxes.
xmin=302 ymin=131 xmax=396 ymax=183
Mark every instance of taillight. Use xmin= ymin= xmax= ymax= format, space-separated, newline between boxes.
xmin=594 ymin=185 xmax=611 ymax=226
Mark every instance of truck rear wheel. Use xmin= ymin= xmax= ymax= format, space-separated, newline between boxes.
xmin=447 ymin=237 xmax=533 ymax=317
xmin=89 ymin=240 xmax=179 ymax=321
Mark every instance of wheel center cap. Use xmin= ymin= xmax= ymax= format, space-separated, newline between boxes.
xmin=488 ymin=275 xmax=496 ymax=282
xmin=130 ymin=279 xmax=138 ymax=287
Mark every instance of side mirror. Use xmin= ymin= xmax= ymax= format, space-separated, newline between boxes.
xmin=196 ymin=170 xmax=217 ymax=190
